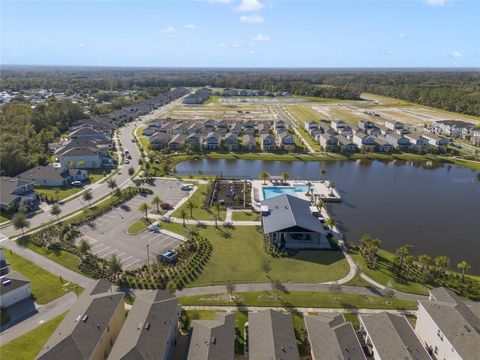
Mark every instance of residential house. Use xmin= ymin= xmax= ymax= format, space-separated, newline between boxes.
xmin=304 ymin=121 xmax=319 ymax=132
xmin=0 ymin=272 xmax=32 ymax=308
xmin=203 ymin=120 xmax=216 ymax=132
xmin=337 ymin=135 xmax=358 ymax=153
xmin=36 ymin=280 xmax=125 ymax=360
xmin=223 ymin=133 xmax=239 ymax=151
xmin=248 ymin=309 xmax=299 ymax=360
xmin=187 ymin=313 xmax=235 ymax=360
xmin=304 ymin=314 xmax=366 ymax=360
xmin=384 ymin=119 xmax=405 ymax=130
xmin=358 ymin=120 xmax=375 ymax=131
xmin=158 ymin=122 xmax=174 ymax=134
xmin=432 ymin=120 xmax=475 ymax=138
xmin=415 ymin=287 xmax=480 ymax=360
xmin=421 ymin=132 xmax=449 ymax=148
xmin=261 ymin=194 xmax=330 ymax=249
xmin=55 ymin=139 xmax=111 ymax=168
xmin=260 ymin=133 xmax=276 ymax=152
xmin=331 ymin=120 xmax=348 ymax=131
xmin=470 ymin=127 xmax=480 ymax=146
xmin=229 ymin=122 xmax=242 ymax=136
xmin=142 ymin=126 xmax=157 ymax=136
xmin=107 ymin=290 xmax=180 ymax=360
xmin=243 ymin=127 xmax=255 ymax=136
xmin=172 ymin=122 xmax=188 ymax=135
xmin=405 ymin=132 xmax=430 ymax=151
xmin=274 ymin=120 xmax=287 ymax=133
xmin=386 ymin=133 xmax=411 ymax=151
xmin=69 ymin=125 xmax=111 ymax=142
xmin=373 ymin=137 xmax=393 ymax=153
xmin=243 ymin=120 xmax=256 ymax=128
xmin=216 ymin=119 xmax=229 ymax=129
xmin=17 ymin=165 xmax=88 ymax=187
xmin=319 ymin=134 xmax=339 ymax=152
xmin=359 ymin=312 xmax=431 ymax=360
xmin=366 ymin=126 xmax=382 ymax=136
xmin=186 ymin=133 xmax=201 ymax=149
xmin=168 ymin=134 xmax=186 ymax=150
xmin=258 ymin=123 xmax=271 ymax=135
xmin=377 ymin=124 xmax=393 ymax=136
xmin=325 ymin=127 xmax=338 ymax=136
xmin=338 ymin=126 xmax=353 ymax=137
xmin=149 ymin=132 xmax=170 ymax=150
xmin=276 ymin=131 xmax=296 ymax=152
xmin=242 ymin=134 xmax=256 ymax=151
xmin=353 ymin=134 xmax=377 ymax=152
xmin=0 ymin=177 xmax=37 ymax=210
xmin=203 ymin=132 xmax=221 ymax=150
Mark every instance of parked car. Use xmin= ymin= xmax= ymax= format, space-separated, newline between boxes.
xmin=131 ymin=138 xmax=135 ymax=142
xmin=180 ymin=183 xmax=194 ymax=191
xmin=161 ymin=203 xmax=173 ymax=210
xmin=71 ymin=181 xmax=83 ymax=186
xmin=125 ymin=159 xmax=130 ymax=164
xmin=148 ymin=224 xmax=160 ymax=233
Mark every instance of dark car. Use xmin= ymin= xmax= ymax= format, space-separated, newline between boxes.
xmin=161 ymin=203 xmax=173 ymax=210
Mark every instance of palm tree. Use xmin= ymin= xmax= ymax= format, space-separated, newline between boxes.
xmin=107 ymin=179 xmax=117 ymax=198
xmin=50 ymin=203 xmax=62 ymax=221
xmin=108 ymin=254 xmax=122 ymax=274
xmin=83 ymin=190 xmax=93 ymax=206
xmin=12 ymin=213 xmax=30 ymax=238
xmin=226 ymin=280 xmax=236 ymax=300
xmin=213 ymin=202 xmax=221 ymax=219
xmin=151 ymin=196 xmax=162 ymax=213
xmin=259 ymin=171 xmax=270 ymax=185
xmin=128 ymin=166 xmax=135 ymax=176
xmin=395 ymin=244 xmax=413 ymax=270
xmin=186 ymin=200 xmax=195 ymax=218
xmin=180 ymin=209 xmax=187 ymax=226
xmin=79 ymin=239 xmax=91 ymax=254
xmin=418 ymin=254 xmax=432 ymax=274
xmin=281 ymin=172 xmax=289 ymax=183
xmin=138 ymin=203 xmax=150 ymax=220
xmin=457 ymin=261 xmax=471 ymax=283
xmin=435 ymin=256 xmax=450 ymax=274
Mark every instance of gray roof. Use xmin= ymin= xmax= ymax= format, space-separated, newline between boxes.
xmin=243 ymin=134 xmax=256 ymax=145
xmin=420 ymin=287 xmax=480 ymax=360
xmin=69 ymin=126 xmax=107 ymax=138
xmin=304 ymin=314 xmax=366 ymax=360
xmin=187 ymin=313 xmax=235 ymax=360
xmin=0 ymin=177 xmax=34 ymax=206
xmin=36 ymin=280 xmax=124 ymax=360
xmin=0 ymin=271 xmax=30 ymax=295
xmin=108 ymin=290 xmax=179 ymax=360
xmin=359 ymin=313 xmax=431 ymax=360
xmin=17 ymin=166 xmax=70 ymax=183
xmin=261 ymin=194 xmax=326 ymax=235
xmin=248 ymin=309 xmax=299 ymax=360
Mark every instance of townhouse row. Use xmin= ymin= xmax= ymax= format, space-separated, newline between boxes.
xmin=430 ymin=120 xmax=480 ymax=146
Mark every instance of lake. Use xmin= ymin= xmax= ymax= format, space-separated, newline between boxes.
xmin=176 ymin=158 xmax=480 ymax=273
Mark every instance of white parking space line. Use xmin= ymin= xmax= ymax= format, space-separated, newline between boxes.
xmin=123 ymin=259 xmax=141 ymax=269
xmin=120 ymin=256 xmax=133 ymax=263
xmin=93 ymin=246 xmax=112 ymax=255
xmin=0 ymin=234 xmax=9 ymax=243
xmin=141 ymin=232 xmax=155 ymax=240
xmin=99 ymin=249 xmax=118 ymax=259
xmin=90 ymin=243 xmax=107 ymax=250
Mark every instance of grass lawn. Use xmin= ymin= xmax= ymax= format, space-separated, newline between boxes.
xmin=159 ymin=222 xmax=349 ymax=286
xmin=231 ymin=211 xmax=260 ymax=221
xmin=171 ymin=183 xmax=226 ymax=221
xmin=179 ymin=291 xmax=417 ymax=310
xmin=126 ymin=218 xmax=151 ymax=235
xmin=35 ymin=186 xmax=82 ymax=201
xmin=350 ymin=249 xmax=429 ymax=296
xmin=88 ymin=168 xmax=112 ymax=183
xmin=24 ymin=243 xmax=82 ymax=275
xmin=0 ymin=213 xmax=10 ymax=224
xmin=0 ymin=313 xmax=66 ymax=360
xmin=4 ymin=250 xmax=80 ymax=304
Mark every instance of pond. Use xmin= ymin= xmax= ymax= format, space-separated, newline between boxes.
xmin=176 ymin=158 xmax=480 ymax=273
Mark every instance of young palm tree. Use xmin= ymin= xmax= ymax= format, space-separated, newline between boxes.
xmin=151 ymin=195 xmax=162 ymax=213
xmin=12 ymin=213 xmax=30 ymax=238
xmin=79 ymin=239 xmax=91 ymax=254
xmin=50 ymin=203 xmax=62 ymax=221
xmin=186 ymin=200 xmax=195 ymax=218
xmin=53 ymin=188 xmax=61 ymax=203
xmin=457 ymin=261 xmax=471 ymax=283
xmin=281 ymin=172 xmax=289 ymax=183
xmin=395 ymin=244 xmax=413 ymax=270
xmin=83 ymin=190 xmax=93 ymax=206
xmin=180 ymin=209 xmax=187 ymax=226
xmin=435 ymin=256 xmax=450 ymax=274
xmin=128 ymin=166 xmax=135 ymax=176
xmin=259 ymin=171 xmax=270 ymax=185
xmin=138 ymin=203 xmax=150 ymax=220
xmin=108 ymin=254 xmax=122 ymax=274
xmin=107 ymin=179 xmax=117 ymax=198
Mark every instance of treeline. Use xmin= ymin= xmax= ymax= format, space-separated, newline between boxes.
xmin=0 ymin=98 xmax=85 ymax=176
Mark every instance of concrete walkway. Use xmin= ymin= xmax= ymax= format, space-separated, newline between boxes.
xmin=0 ymin=292 xmax=77 ymax=346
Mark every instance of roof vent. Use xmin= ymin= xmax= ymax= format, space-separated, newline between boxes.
xmin=211 ymin=337 xmax=216 ymax=345
xmin=144 ymin=322 xmax=150 ymax=330
xmin=138 ymin=322 xmax=142 ymax=330
xmin=82 ymin=315 xmax=88 ymax=322
xmin=75 ymin=315 xmax=82 ymax=322
xmin=2 ymin=279 xmax=11 ymax=286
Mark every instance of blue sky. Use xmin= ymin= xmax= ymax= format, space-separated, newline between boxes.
xmin=1 ymin=0 xmax=479 ymax=67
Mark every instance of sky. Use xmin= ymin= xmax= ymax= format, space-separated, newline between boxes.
xmin=1 ymin=0 xmax=479 ymax=68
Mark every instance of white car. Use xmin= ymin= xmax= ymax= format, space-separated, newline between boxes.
xmin=71 ymin=181 xmax=83 ymax=186
xmin=180 ymin=183 xmax=194 ymax=191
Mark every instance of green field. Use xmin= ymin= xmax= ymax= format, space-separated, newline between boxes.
xmin=0 ymin=213 xmax=10 ymax=224
xmin=3 ymin=250 xmax=80 ymax=304
xmin=231 ymin=211 xmax=260 ymax=221
xmin=160 ymin=222 xmax=349 ymax=286
xmin=24 ymin=243 xmax=82 ymax=275
xmin=0 ymin=313 xmax=66 ymax=360
xmin=179 ymin=291 xmax=417 ymax=310
xmin=171 ymin=183 xmax=226 ymax=221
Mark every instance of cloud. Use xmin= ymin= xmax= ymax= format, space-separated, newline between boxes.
xmin=161 ymin=26 xmax=176 ymax=33
xmin=240 ymin=14 xmax=264 ymax=24
xmin=398 ymin=33 xmax=407 ymax=39
xmin=218 ymin=42 xmax=228 ymax=48
xmin=253 ymin=33 xmax=270 ymax=41
xmin=424 ymin=0 xmax=445 ymax=6
xmin=185 ymin=24 xmax=196 ymax=29
xmin=249 ymin=50 xmax=257 ymax=54
xmin=77 ymin=43 xmax=85 ymax=48
xmin=449 ymin=51 xmax=463 ymax=58
xmin=237 ymin=0 xmax=264 ymax=12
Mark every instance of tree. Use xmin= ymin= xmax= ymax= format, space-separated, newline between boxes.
xmin=12 ymin=213 xmax=30 ymax=238
xmin=418 ymin=254 xmax=432 ymax=274
xmin=394 ymin=244 xmax=413 ymax=271
xmin=457 ymin=261 xmax=471 ymax=283
xmin=226 ymin=280 xmax=236 ymax=300
xmin=325 ymin=217 xmax=335 ymax=229
xmin=435 ymin=256 xmax=450 ymax=274
xmin=262 ymin=257 xmax=271 ymax=277
xmin=186 ymin=200 xmax=195 ymax=218
xmin=151 ymin=195 xmax=162 ymax=213
xmin=83 ymin=190 xmax=93 ymax=206
xmin=330 ymin=281 xmax=342 ymax=301
xmin=359 ymin=234 xmax=381 ymax=269
xmin=79 ymin=239 xmax=91 ymax=254
xmin=383 ymin=284 xmax=395 ymax=304
xmin=128 ymin=166 xmax=135 ymax=176
xmin=138 ymin=203 xmax=150 ymax=220
xmin=259 ymin=171 xmax=270 ymax=185
xmin=166 ymin=280 xmax=176 ymax=294
xmin=108 ymin=254 xmax=122 ymax=274
xmin=50 ymin=203 xmax=62 ymax=221
xmin=180 ymin=209 xmax=187 ymax=226
xmin=213 ymin=202 xmax=221 ymax=219
xmin=53 ymin=188 xmax=60 ymax=202
xmin=107 ymin=179 xmax=117 ymax=198
xmin=281 ymin=172 xmax=289 ymax=183
xmin=114 ymin=188 xmax=122 ymax=198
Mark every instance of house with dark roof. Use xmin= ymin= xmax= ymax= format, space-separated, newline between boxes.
xmin=386 ymin=133 xmax=411 ymax=151
xmin=187 ymin=313 xmax=235 ymax=360
xmin=337 ymin=135 xmax=358 ymax=153
xmin=55 ymin=139 xmax=111 ymax=169
xmin=186 ymin=133 xmax=201 ymax=149
xmin=248 ymin=309 xmax=299 ymax=360
xmin=69 ymin=125 xmax=111 ymax=142
xmin=359 ymin=312 xmax=431 ymax=360
xmin=242 ymin=134 xmax=257 ymax=151
xmin=260 ymin=133 xmax=276 ymax=152
xmin=36 ymin=280 xmax=125 ymax=360
xmin=261 ymin=194 xmax=330 ymax=249
xmin=304 ymin=314 xmax=366 ymax=360
xmin=222 ymin=133 xmax=239 ymax=151
xmin=108 ymin=290 xmax=179 ymax=360
xmin=203 ymin=132 xmax=221 ymax=150
xmin=0 ymin=271 xmax=32 ymax=308
xmin=319 ymin=134 xmax=339 ymax=152
xmin=0 ymin=177 xmax=37 ymax=210
xmin=17 ymin=166 xmax=87 ymax=187
xmin=415 ymin=287 xmax=480 ymax=360
xmin=150 ymin=132 xmax=171 ymax=150
xmin=168 ymin=134 xmax=187 ymax=150
xmin=276 ymin=131 xmax=296 ymax=152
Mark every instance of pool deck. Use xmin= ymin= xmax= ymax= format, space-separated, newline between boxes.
xmin=251 ymin=179 xmax=341 ymax=211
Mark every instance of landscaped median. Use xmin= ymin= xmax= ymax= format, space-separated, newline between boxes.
xmin=126 ymin=218 xmax=151 ymax=235
xmin=179 ymin=291 xmax=417 ymax=310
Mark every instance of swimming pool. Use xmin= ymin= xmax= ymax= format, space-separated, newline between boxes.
xmin=262 ymin=185 xmax=310 ymax=199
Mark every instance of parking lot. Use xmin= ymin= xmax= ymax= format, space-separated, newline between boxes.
xmin=77 ymin=178 xmax=189 ymax=270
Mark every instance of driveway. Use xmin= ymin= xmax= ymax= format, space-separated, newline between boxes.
xmin=78 ymin=179 xmax=189 ymax=269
